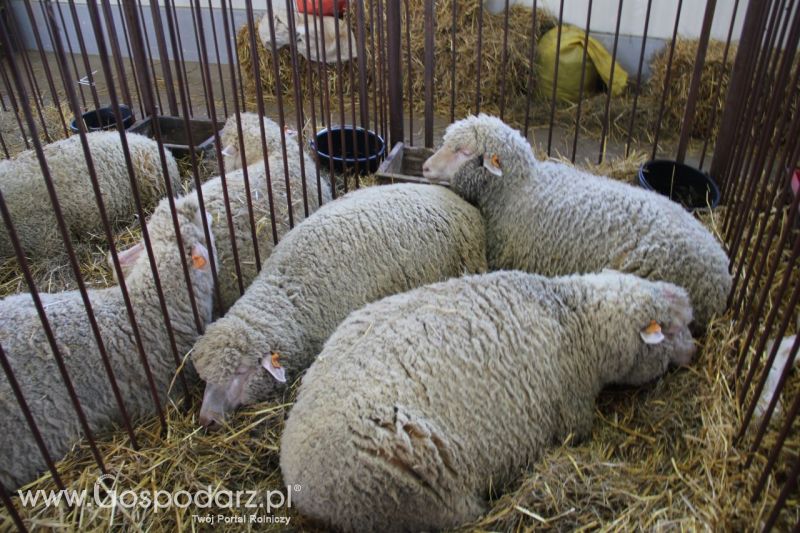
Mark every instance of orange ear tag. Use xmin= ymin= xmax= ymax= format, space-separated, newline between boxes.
xmin=192 ymin=253 xmax=207 ymax=270
xmin=640 ymin=320 xmax=665 ymax=345
xmin=483 ymin=153 xmax=503 ymax=177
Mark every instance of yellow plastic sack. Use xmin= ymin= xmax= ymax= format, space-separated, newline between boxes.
xmin=536 ymin=26 xmax=629 ymax=103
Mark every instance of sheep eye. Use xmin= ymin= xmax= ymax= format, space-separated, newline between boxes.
xmin=459 ymin=147 xmax=474 ymax=157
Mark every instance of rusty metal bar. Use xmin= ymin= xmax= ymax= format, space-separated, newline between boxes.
xmin=263 ymin=0 xmax=295 ymax=226
xmin=699 ymin=0 xmax=741 ymax=170
xmin=228 ymin=0 xmax=246 ymax=112
xmin=0 ymin=475 xmax=26 ymax=531
xmin=524 ymin=0 xmax=538 ymax=139
xmin=114 ymin=0 xmax=143 ymax=113
xmin=302 ymin=4 xmax=324 ymax=206
xmin=169 ymin=0 xmax=195 ymax=117
xmin=316 ymin=3 xmax=336 ymax=195
xmin=546 ymin=0 xmax=565 ymax=156
xmin=188 ymin=1 xmax=212 ymax=117
xmin=0 ymin=20 xmax=108 ymax=472
xmin=498 ymin=0 xmax=511 ymax=120
xmin=571 ymin=0 xmax=593 ymax=164
xmin=405 ymin=0 xmax=413 ymax=145
xmin=0 ymin=342 xmax=66 ymax=491
xmin=207 ymin=0 xmax=228 ymax=117
xmin=625 ymin=0 xmax=653 ymax=157
xmin=723 ymin=0 xmax=792 ymax=240
xmin=99 ymin=0 xmax=135 ymax=111
xmin=744 ymin=308 xmax=800 ymax=465
xmin=284 ymin=0 xmax=311 ymax=214
xmin=762 ymin=449 xmax=800 ymax=532
xmin=650 ymin=0 xmax=683 ymax=160
xmin=376 ymin=0 xmax=387 ymax=143
xmin=333 ymin=1 xmax=348 ymax=192
xmin=676 ymin=0 xmax=718 ymax=163
xmin=474 ymin=0 xmax=484 ymax=114
xmin=56 ymin=0 xmax=88 ymax=109
xmin=0 ymin=64 xmax=30 ymax=150
xmin=222 ymin=0 xmax=263 ymax=266
xmin=147 ymin=0 xmax=178 ymax=115
xmin=711 ymin=0 xmax=772 ymax=185
xmin=52 ymin=0 xmax=171 ymax=432
xmin=424 ymin=0 xmax=434 ymax=148
xmin=122 ymin=0 xmax=205 ymax=336
xmin=345 ymin=0 xmax=361 ymax=180
xmin=598 ymin=0 xmax=623 ymax=164
xmin=450 ymin=0 xmax=457 ymax=124
xmin=66 ymin=0 xmax=102 ymax=113
xmin=387 ymin=0 xmax=403 ymax=148
xmin=23 ymin=0 xmax=68 ymax=136
xmin=136 ymin=0 xmax=164 ymax=112
xmin=244 ymin=0 xmax=279 ymax=243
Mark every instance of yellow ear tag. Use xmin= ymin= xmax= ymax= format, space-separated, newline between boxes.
xmin=483 ymin=153 xmax=503 ymax=177
xmin=640 ymin=320 xmax=665 ymax=345
xmin=192 ymin=253 xmax=207 ymax=270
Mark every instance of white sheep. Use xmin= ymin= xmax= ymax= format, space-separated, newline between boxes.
xmin=280 ymin=270 xmax=696 ymax=532
xmin=0 ymin=131 xmax=181 ymax=263
xmin=0 ymin=195 xmax=217 ymax=489
xmin=192 ymin=184 xmax=487 ymax=426
xmin=116 ymin=114 xmax=332 ymax=312
xmin=422 ymin=114 xmax=732 ymax=327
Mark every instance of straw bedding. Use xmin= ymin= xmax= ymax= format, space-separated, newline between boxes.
xmin=1 ymin=154 xmax=798 ymax=531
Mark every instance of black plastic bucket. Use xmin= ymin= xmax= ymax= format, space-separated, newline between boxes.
xmin=70 ymin=105 xmax=134 ymax=133
xmin=638 ymin=159 xmax=721 ymax=210
xmin=312 ymin=127 xmax=385 ymax=175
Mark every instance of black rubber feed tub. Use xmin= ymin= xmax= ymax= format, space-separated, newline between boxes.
xmin=70 ymin=105 xmax=134 ymax=133
xmin=312 ymin=127 xmax=385 ymax=175
xmin=638 ymin=160 xmax=721 ymax=210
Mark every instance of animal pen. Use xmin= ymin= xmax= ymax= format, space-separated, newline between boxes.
xmin=0 ymin=0 xmax=797 ymax=529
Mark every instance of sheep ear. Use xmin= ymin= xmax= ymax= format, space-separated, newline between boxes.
xmin=262 ymin=352 xmax=287 ymax=383
xmin=483 ymin=153 xmax=503 ymax=177
xmin=221 ymin=144 xmax=238 ymax=158
xmin=191 ymin=243 xmax=210 ymax=270
xmin=640 ymin=320 xmax=665 ymax=345
xmin=111 ymin=242 xmax=144 ymax=272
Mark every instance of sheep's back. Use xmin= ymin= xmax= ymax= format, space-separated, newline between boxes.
xmin=281 ymin=272 xmax=586 ymax=532
xmin=488 ymin=163 xmax=730 ymax=324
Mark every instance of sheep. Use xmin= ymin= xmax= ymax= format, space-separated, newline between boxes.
xmin=218 ymin=112 xmax=304 ymax=174
xmin=0 ymin=195 xmax=217 ymax=490
xmin=422 ymin=114 xmax=732 ymax=327
xmin=280 ymin=269 xmax=697 ymax=532
xmin=0 ymin=131 xmax=181 ymax=263
xmin=116 ymin=114 xmax=332 ymax=312
xmin=192 ymin=183 xmax=487 ymax=427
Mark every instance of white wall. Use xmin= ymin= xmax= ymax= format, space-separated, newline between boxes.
xmin=490 ymin=0 xmax=746 ymax=41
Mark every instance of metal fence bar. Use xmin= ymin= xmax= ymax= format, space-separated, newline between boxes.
xmin=449 ymin=0 xmax=457 ymax=124
xmin=521 ymin=0 xmax=539 ymax=138
xmin=762 ymin=449 xmax=800 ymax=532
xmin=474 ymin=0 xmax=484 ymax=114
xmin=302 ymin=4 xmax=324 ymax=206
xmin=424 ymin=0 xmax=434 ymax=148
xmin=169 ymin=0 xmax=195 ymax=117
xmin=498 ymin=0 xmax=510 ymax=120
xmin=597 ymin=0 xmax=623 ymax=164
xmin=0 ymin=475 xmax=26 ymax=532
xmin=387 ymin=0 xmax=403 ymax=149
xmin=650 ymin=0 xmax=683 ymax=160
xmin=625 ymin=0 xmax=652 ymax=157
xmin=135 ymin=0 xmax=164 ymax=112
xmin=23 ymin=0 xmax=68 ymax=136
xmin=243 ymin=1 xmax=279 ymax=243
xmin=207 ymin=0 xmax=228 ymax=117
xmin=122 ymin=0 xmax=205 ymax=336
xmin=676 ymin=0 xmax=717 ymax=163
xmin=699 ymin=0 xmax=741 ymax=170
xmin=0 ymin=21 xmax=108 ymax=473
xmin=284 ymin=0 xmax=311 ymax=213
xmin=570 ymin=0 xmax=593 ymax=164
xmin=147 ymin=1 xmax=178 ymax=115
xmin=315 ymin=4 xmax=336 ymax=196
xmin=404 ymin=0 xmax=413 ymax=145
xmin=333 ymin=2 xmax=348 ymax=192
xmin=56 ymin=0 xmax=88 ymax=109
xmin=0 ymin=342 xmax=66 ymax=491
xmin=114 ymin=0 xmax=143 ymax=113
xmin=546 ymin=0 xmax=565 ymax=156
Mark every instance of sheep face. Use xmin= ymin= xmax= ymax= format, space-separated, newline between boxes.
xmin=422 ymin=114 xmax=529 ymax=203
xmin=615 ymin=282 xmax=696 ymax=386
xmin=219 ymin=112 xmax=286 ymax=172
xmin=115 ymin=197 xmax=218 ymax=326
xmin=194 ymin=318 xmax=287 ymax=428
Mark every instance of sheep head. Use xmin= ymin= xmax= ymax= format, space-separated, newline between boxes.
xmin=422 ymin=114 xmax=534 ymax=203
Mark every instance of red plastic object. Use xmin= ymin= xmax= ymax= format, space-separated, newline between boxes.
xmin=792 ymin=169 xmax=799 ymax=198
xmin=296 ymin=0 xmax=346 ymax=16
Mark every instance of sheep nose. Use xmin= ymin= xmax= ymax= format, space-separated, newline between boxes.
xmin=422 ymin=163 xmax=431 ymax=174
xmin=199 ymin=411 xmax=222 ymax=430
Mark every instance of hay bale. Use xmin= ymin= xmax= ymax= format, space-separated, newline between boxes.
xmin=236 ymin=2 xmax=551 ymax=130
xmin=403 ymin=1 xmax=551 ymax=128
xmin=646 ymin=38 xmax=736 ymax=140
